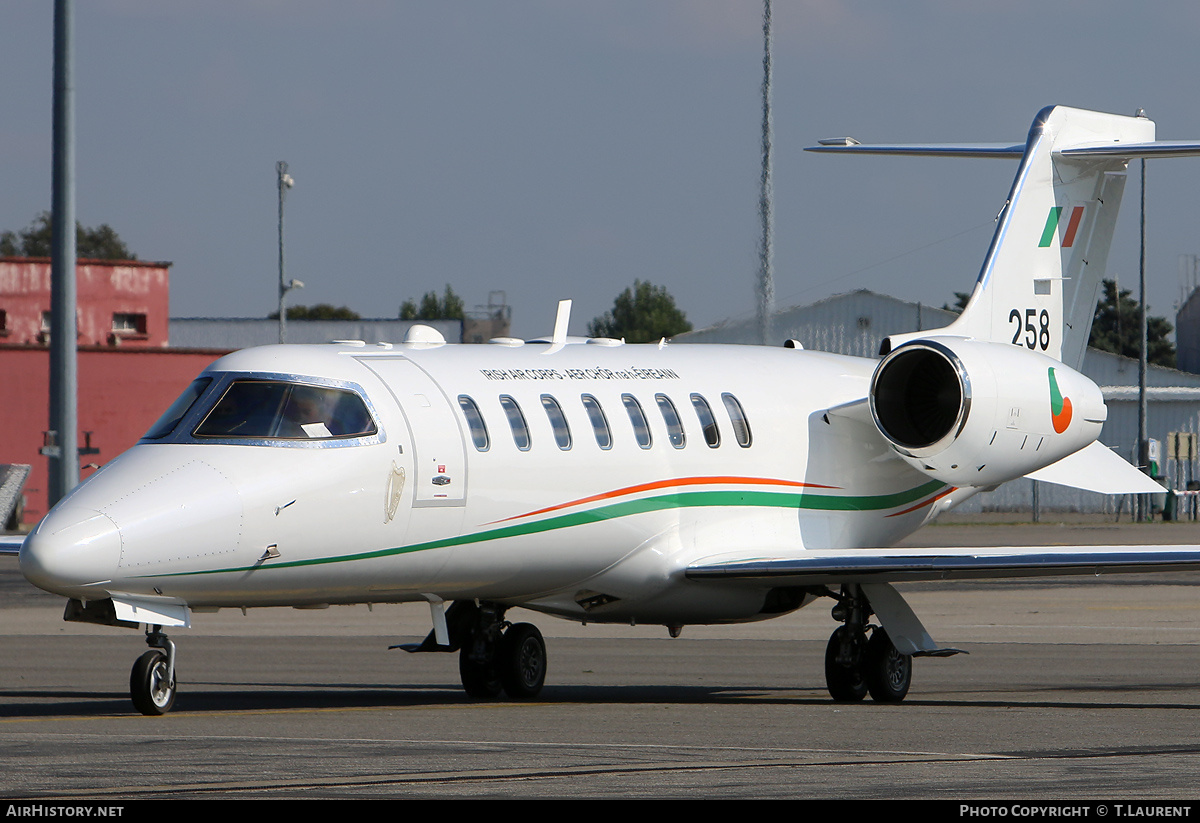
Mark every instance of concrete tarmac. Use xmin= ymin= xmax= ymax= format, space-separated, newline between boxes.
xmin=2 ymin=516 xmax=1200 ymax=799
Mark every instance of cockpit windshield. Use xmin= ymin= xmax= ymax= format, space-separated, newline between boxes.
xmin=143 ymin=377 xmax=213 ymax=440
xmin=193 ymin=379 xmax=377 ymax=440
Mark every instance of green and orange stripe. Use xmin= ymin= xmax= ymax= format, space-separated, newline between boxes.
xmin=147 ymin=476 xmax=949 ymax=578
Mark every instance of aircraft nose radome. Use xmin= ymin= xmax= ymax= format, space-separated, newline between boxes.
xmin=20 ymin=507 xmax=123 ymax=597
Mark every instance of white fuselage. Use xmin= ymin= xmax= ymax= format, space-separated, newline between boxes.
xmin=21 ymin=340 xmax=973 ymax=625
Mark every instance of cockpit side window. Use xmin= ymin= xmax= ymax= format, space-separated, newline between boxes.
xmin=143 ymin=377 xmax=212 ymax=439
xmin=193 ymin=380 xmax=377 ymax=440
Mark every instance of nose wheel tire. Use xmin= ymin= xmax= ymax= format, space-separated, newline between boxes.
xmin=499 ymin=623 xmax=546 ymax=699
xmin=130 ymin=650 xmax=176 ymax=716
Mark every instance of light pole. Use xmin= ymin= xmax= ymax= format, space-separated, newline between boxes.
xmin=756 ymin=0 xmax=774 ymax=347
xmin=277 ymin=161 xmax=302 ymax=343
xmin=47 ymin=0 xmax=78 ymax=505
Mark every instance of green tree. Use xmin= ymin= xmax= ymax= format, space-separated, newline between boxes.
xmin=588 ymin=280 xmax=692 ymax=342
xmin=400 ymin=285 xmax=465 ymax=320
xmin=268 ymin=303 xmax=361 ymax=320
xmin=1088 ymin=278 xmax=1175 ymax=367
xmin=0 ymin=211 xmax=136 ymax=260
xmin=942 ymin=291 xmax=972 ymax=313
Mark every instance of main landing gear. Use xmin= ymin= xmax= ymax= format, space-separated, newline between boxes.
xmin=824 ymin=584 xmax=912 ymax=703
xmin=457 ymin=602 xmax=547 ymax=700
xmin=130 ymin=627 xmax=177 ymax=716
xmin=398 ymin=599 xmax=548 ymax=700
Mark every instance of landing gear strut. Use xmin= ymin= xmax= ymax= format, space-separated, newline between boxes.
xmin=457 ymin=602 xmax=546 ymax=700
xmin=823 ymin=584 xmax=912 ymax=703
xmin=130 ymin=627 xmax=177 ymax=716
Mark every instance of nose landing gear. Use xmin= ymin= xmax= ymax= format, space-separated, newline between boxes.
xmin=130 ymin=628 xmax=177 ymax=716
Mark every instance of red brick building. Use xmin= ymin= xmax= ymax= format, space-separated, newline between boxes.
xmin=1 ymin=258 xmax=229 ymax=524
xmin=0 ymin=257 xmax=172 ymax=347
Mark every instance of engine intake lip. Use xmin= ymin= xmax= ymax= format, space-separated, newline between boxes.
xmin=870 ymin=340 xmax=971 ymax=456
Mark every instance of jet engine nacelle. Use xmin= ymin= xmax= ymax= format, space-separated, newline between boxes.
xmin=869 ymin=337 xmax=1105 ymax=488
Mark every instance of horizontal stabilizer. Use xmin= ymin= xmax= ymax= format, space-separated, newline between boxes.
xmin=807 ymin=140 xmax=1200 ymax=160
xmin=0 ymin=534 xmax=24 ymax=556
xmin=807 ymin=141 xmax=1024 ymax=158
xmin=1060 ymin=141 xmax=1200 ymax=159
xmin=1026 ymin=441 xmax=1163 ymax=494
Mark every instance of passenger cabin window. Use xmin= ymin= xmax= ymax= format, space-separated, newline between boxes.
xmin=144 ymin=377 xmax=212 ymax=439
xmin=499 ymin=395 xmax=531 ymax=451
xmin=193 ymin=380 xmax=376 ymax=440
xmin=655 ymin=394 xmax=686 ymax=449
xmin=541 ymin=395 xmax=572 ymax=450
xmin=690 ymin=394 xmax=721 ymax=448
xmin=722 ymin=393 xmax=752 ymax=448
xmin=458 ymin=395 xmax=489 ymax=451
xmin=622 ymin=394 xmax=652 ymax=449
xmin=581 ymin=395 xmax=612 ymax=449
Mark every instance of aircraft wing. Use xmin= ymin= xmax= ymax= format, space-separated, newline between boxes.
xmin=686 ymin=544 xmax=1200 ymax=587
xmin=0 ymin=534 xmax=25 ymax=556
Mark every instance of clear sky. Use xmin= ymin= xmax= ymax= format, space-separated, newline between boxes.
xmin=4 ymin=1 xmax=1200 ymax=340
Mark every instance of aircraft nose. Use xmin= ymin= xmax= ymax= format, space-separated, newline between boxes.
xmin=20 ymin=507 xmax=123 ymax=597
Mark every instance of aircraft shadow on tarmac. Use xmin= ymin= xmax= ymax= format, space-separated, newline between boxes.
xmin=4 ymin=681 xmax=1200 ymax=717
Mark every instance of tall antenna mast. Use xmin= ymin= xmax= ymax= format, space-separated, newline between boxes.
xmin=755 ymin=0 xmax=775 ymax=346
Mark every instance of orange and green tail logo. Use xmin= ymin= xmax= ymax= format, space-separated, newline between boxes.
xmin=1048 ymin=367 xmax=1072 ymax=433
xmin=1039 ymin=205 xmax=1085 ymax=248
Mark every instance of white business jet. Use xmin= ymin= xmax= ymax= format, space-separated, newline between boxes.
xmin=11 ymin=105 xmax=1200 ymax=715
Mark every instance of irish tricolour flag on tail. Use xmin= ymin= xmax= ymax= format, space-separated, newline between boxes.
xmin=1039 ymin=205 xmax=1085 ymax=248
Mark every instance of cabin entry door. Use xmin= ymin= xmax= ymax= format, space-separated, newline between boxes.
xmin=362 ymin=357 xmax=467 ymax=507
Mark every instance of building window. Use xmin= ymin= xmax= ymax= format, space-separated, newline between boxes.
xmin=721 ymin=393 xmax=752 ymax=448
xmin=112 ymin=313 xmax=147 ymax=334
xmin=655 ymin=394 xmax=686 ymax=449
xmin=457 ymin=396 xmax=490 ymax=451
xmin=581 ymin=395 xmax=612 ymax=449
xmin=622 ymin=394 xmax=652 ymax=449
xmin=499 ymin=395 xmax=531 ymax=451
xmin=690 ymin=394 xmax=721 ymax=448
xmin=541 ymin=395 xmax=572 ymax=450
xmin=0 ymin=309 xmax=7 ymax=336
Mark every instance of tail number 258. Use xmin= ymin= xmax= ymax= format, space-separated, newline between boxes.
xmin=1010 ymin=308 xmax=1050 ymax=351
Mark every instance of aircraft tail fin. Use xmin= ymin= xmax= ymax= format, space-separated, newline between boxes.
xmin=808 ymin=106 xmax=1200 ymax=370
